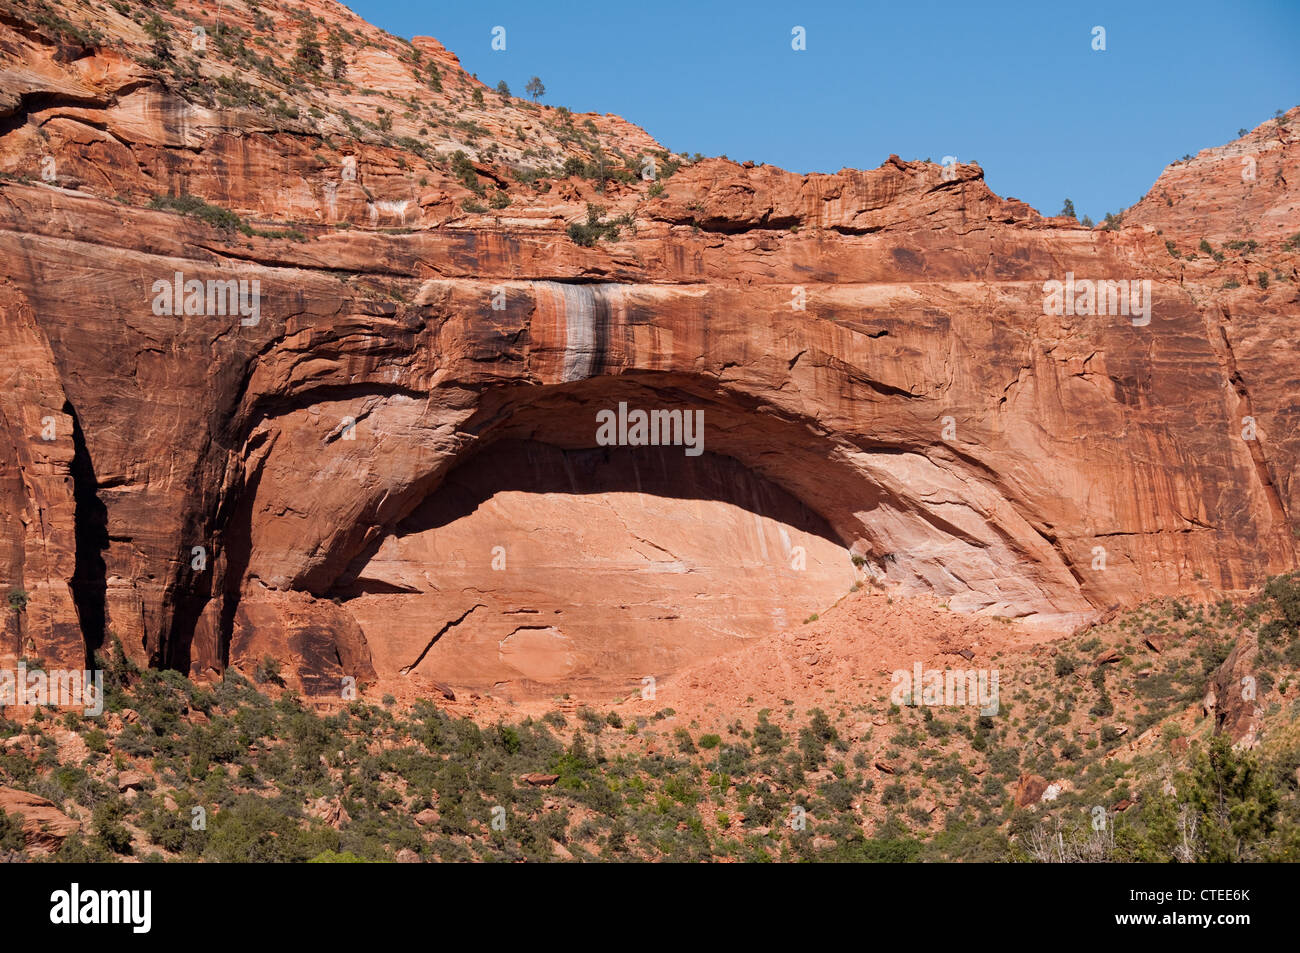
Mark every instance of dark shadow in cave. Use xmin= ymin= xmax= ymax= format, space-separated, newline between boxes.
xmin=328 ymin=438 xmax=847 ymax=599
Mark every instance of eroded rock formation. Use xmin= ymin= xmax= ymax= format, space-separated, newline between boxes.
xmin=0 ymin=0 xmax=1297 ymax=699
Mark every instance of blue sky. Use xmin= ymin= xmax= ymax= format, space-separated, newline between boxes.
xmin=346 ymin=0 xmax=1299 ymax=222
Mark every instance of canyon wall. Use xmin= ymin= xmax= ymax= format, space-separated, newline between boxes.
xmin=0 ymin=0 xmax=1296 ymax=698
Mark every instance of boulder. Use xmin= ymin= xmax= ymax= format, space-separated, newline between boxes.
xmin=1014 ymin=774 xmax=1049 ymax=808
xmin=520 ymin=773 xmax=560 ymax=787
xmin=0 ymin=787 xmax=79 ymax=852
xmin=1204 ymin=630 xmax=1264 ymax=748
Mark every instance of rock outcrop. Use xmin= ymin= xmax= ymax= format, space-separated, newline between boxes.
xmin=1204 ymin=629 xmax=1265 ymax=748
xmin=0 ymin=786 xmax=79 ymax=851
xmin=0 ymin=0 xmax=1297 ymax=700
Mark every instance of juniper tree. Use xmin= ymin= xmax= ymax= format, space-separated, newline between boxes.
xmin=295 ymin=27 xmax=324 ymax=74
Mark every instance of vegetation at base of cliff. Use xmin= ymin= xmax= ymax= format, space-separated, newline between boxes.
xmin=0 ymin=575 xmax=1295 ymax=863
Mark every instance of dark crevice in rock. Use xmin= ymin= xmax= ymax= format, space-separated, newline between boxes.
xmin=334 ymin=579 xmax=422 ymax=598
xmin=216 ymin=432 xmax=279 ymax=671
xmin=0 ymin=89 xmax=108 ymax=139
xmin=63 ymin=400 xmax=107 ymax=664
xmin=399 ymin=603 xmax=484 ymax=675
xmin=653 ymin=215 xmax=803 ymax=235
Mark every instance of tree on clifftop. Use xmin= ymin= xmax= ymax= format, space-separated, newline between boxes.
xmin=1059 ymin=198 xmax=1076 ymax=219
xmin=525 ymin=76 xmax=545 ymax=102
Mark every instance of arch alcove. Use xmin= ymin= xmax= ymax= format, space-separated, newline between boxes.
xmin=224 ymin=370 xmax=1092 ymax=698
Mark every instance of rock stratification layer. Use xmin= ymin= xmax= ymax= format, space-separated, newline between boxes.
xmin=0 ymin=0 xmax=1297 ymax=698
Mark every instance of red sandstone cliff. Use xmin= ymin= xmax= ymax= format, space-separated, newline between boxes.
xmin=0 ymin=0 xmax=1297 ymax=699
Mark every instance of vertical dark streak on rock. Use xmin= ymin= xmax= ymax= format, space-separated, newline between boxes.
xmin=63 ymin=400 xmax=107 ymax=665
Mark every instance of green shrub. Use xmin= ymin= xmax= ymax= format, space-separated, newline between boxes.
xmin=205 ymin=797 xmax=338 ymax=862
xmin=294 ymin=27 xmax=324 ymax=74
xmin=92 ymin=800 xmax=133 ymax=855
xmin=1181 ymin=735 xmax=1280 ymax=861
xmin=1264 ymin=573 xmax=1300 ymax=630
xmin=567 ymin=203 xmax=626 ymax=246
xmin=448 ymin=150 xmax=482 ymax=194
xmin=0 ymin=809 xmax=25 ymax=851
xmin=148 ymin=194 xmax=243 ymax=231
xmin=253 ymin=656 xmax=283 ymax=686
xmin=1089 ymin=692 xmax=1115 ymax=718
xmin=753 ymin=714 xmax=785 ymax=754
xmin=309 ymin=849 xmax=370 ymax=862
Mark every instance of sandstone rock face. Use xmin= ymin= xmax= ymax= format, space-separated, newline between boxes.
xmin=339 ymin=440 xmax=853 ymax=696
xmin=115 ymin=770 xmax=147 ymax=792
xmin=1204 ymin=630 xmax=1265 ymax=749
xmin=0 ymin=2 xmax=1296 ymax=700
xmin=1014 ymin=775 xmax=1050 ymax=809
xmin=0 ymin=786 xmax=79 ymax=852
xmin=1127 ymin=115 xmax=1300 ymax=244
xmin=307 ymin=796 xmax=351 ymax=830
